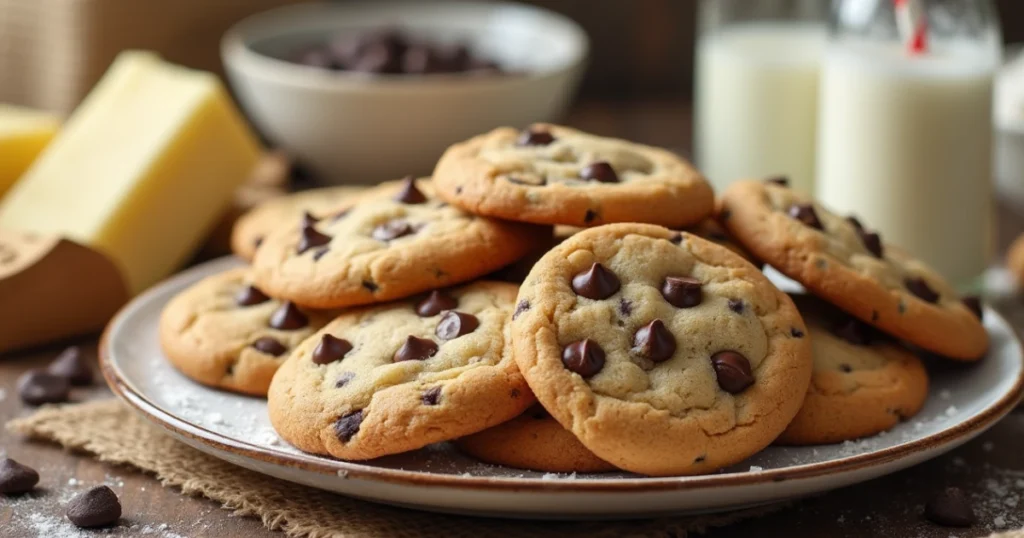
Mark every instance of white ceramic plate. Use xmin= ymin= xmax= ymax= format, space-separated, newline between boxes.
xmin=101 ymin=257 xmax=1024 ymax=519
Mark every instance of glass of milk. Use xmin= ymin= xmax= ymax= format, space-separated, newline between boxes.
xmin=816 ymin=0 xmax=1001 ymax=286
xmin=694 ymin=0 xmax=828 ymax=195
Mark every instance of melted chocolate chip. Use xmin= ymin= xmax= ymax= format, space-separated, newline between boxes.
xmin=561 ymin=339 xmax=605 ymax=378
xmin=962 ymin=296 xmax=983 ymax=321
xmin=618 ymin=298 xmax=633 ymax=316
xmin=632 ymin=320 xmax=676 ymax=363
xmin=17 ymin=369 xmax=70 ymax=405
xmin=661 ymin=276 xmax=702 ymax=308
xmin=47 ymin=346 xmax=92 ymax=386
xmin=925 ymin=487 xmax=976 ymax=527
xmin=421 ymin=386 xmax=442 ymax=405
xmin=905 ymin=277 xmax=940 ymax=303
xmin=0 ymin=458 xmax=39 ymax=494
xmin=334 ymin=410 xmax=364 ymax=442
xmin=372 ymin=219 xmax=415 ymax=241
xmin=251 ymin=337 xmax=288 ymax=357
xmin=765 ymin=176 xmax=789 ymax=187
xmin=858 ymin=230 xmax=884 ymax=258
xmin=394 ymin=175 xmax=428 ymax=204
xmin=394 ymin=336 xmax=439 ymax=362
xmin=669 ymin=232 xmax=684 ymax=245
xmin=436 ymin=311 xmax=479 ymax=340
xmin=513 ymin=300 xmax=530 ymax=320
xmin=580 ymin=161 xmax=619 ymax=183
xmin=269 ymin=301 xmax=309 ymax=330
xmin=835 ymin=318 xmax=872 ymax=346
xmin=363 ymin=280 xmax=379 ymax=292
xmin=791 ymin=327 xmax=805 ymax=338
xmin=571 ymin=263 xmax=620 ymax=300
xmin=66 ymin=486 xmax=121 ymax=528
xmin=517 ymin=129 xmax=555 ymax=146
xmin=711 ymin=351 xmax=754 ymax=393
xmin=302 ymin=211 xmax=320 ymax=227
xmin=788 ymin=204 xmax=823 ymax=230
xmin=727 ymin=299 xmax=744 ymax=314
xmin=583 ymin=209 xmax=597 ymax=223
xmin=312 ymin=334 xmax=353 ymax=364
xmin=335 ymin=372 xmax=356 ymax=388
xmin=847 ymin=215 xmax=864 ymax=231
xmin=235 ymin=285 xmax=270 ymax=307
xmin=415 ymin=290 xmax=458 ymax=317
xmin=298 ymin=224 xmax=332 ymax=254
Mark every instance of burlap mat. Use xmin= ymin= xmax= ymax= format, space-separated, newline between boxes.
xmin=7 ymin=399 xmax=792 ymax=538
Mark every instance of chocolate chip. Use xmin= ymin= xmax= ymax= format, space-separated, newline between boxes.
xmin=791 ymin=327 xmax=804 ymax=338
xmin=312 ymin=247 xmax=329 ymax=261
xmin=583 ymin=209 xmax=597 ymax=223
xmin=858 ymin=230 xmax=883 ymax=258
xmin=711 ymin=351 xmax=754 ymax=393
xmin=421 ymin=386 xmax=442 ymax=405
xmin=571 ymin=263 xmax=620 ymax=300
xmin=925 ymin=487 xmax=975 ymax=527
xmin=372 ymin=219 xmax=415 ymax=241
xmin=335 ymin=372 xmax=356 ymax=388
xmin=517 ymin=129 xmax=555 ymax=146
xmin=633 ymin=320 xmax=676 ymax=363
xmin=362 ymin=280 xmax=378 ymax=292
xmin=765 ymin=176 xmax=789 ymax=187
xmin=436 ymin=311 xmax=479 ymax=340
xmin=513 ymin=300 xmax=530 ymax=320
xmin=618 ymin=298 xmax=633 ymax=316
xmin=235 ymin=285 xmax=270 ymax=307
xmin=562 ymin=339 xmax=605 ymax=378
xmin=334 ymin=410 xmax=363 ymax=442
xmin=661 ymin=276 xmax=702 ymax=308
xmin=252 ymin=337 xmax=288 ymax=357
xmin=17 ymin=369 xmax=70 ymax=405
xmin=269 ymin=301 xmax=309 ymax=330
xmin=669 ymin=232 xmax=683 ymax=245
xmin=415 ymin=290 xmax=458 ymax=317
xmin=394 ymin=336 xmax=439 ymax=362
xmin=47 ymin=346 xmax=92 ymax=386
xmin=298 ymin=223 xmax=331 ymax=255
xmin=847 ymin=215 xmax=864 ymax=231
xmin=580 ymin=161 xmax=619 ymax=183
xmin=312 ymin=334 xmax=353 ymax=364
xmin=728 ymin=299 xmax=744 ymax=314
xmin=394 ymin=175 xmax=428 ymax=204
xmin=302 ymin=211 xmax=320 ymax=227
xmin=839 ymin=364 xmax=853 ymax=373
xmin=787 ymin=204 xmax=823 ymax=230
xmin=834 ymin=318 xmax=872 ymax=346
xmin=962 ymin=296 xmax=983 ymax=321
xmin=905 ymin=277 xmax=939 ymax=303
xmin=66 ymin=485 xmax=121 ymax=528
xmin=0 ymin=458 xmax=39 ymax=494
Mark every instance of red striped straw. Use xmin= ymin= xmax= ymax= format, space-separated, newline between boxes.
xmin=894 ymin=0 xmax=928 ymax=54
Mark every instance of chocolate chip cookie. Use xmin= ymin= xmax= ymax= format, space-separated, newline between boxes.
xmin=776 ymin=295 xmax=929 ymax=445
xmin=455 ymin=405 xmax=617 ymax=473
xmin=432 ymin=124 xmax=715 ymax=227
xmin=720 ymin=180 xmax=987 ymax=360
xmin=555 ymin=219 xmax=756 ymax=263
xmin=512 ymin=223 xmax=812 ymax=476
xmin=231 ymin=185 xmax=371 ymax=261
xmin=251 ymin=177 xmax=545 ymax=309
xmin=159 ymin=268 xmax=332 ymax=396
xmin=1007 ymin=233 xmax=1024 ymax=287
xmin=267 ymin=281 xmax=533 ymax=460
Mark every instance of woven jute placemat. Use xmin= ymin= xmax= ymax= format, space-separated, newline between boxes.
xmin=7 ymin=399 xmax=794 ymax=538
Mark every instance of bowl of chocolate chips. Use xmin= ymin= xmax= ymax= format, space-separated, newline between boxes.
xmin=222 ymin=0 xmax=588 ymax=183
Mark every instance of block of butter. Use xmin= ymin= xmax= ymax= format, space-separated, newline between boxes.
xmin=0 ymin=104 xmax=60 ymax=199
xmin=0 ymin=51 xmax=261 ymax=294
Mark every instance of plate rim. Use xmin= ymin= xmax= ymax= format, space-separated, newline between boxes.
xmin=100 ymin=256 xmax=1024 ymax=494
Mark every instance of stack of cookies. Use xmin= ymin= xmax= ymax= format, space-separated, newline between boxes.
xmin=159 ymin=124 xmax=987 ymax=477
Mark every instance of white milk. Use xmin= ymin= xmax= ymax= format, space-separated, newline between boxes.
xmin=695 ymin=23 xmax=826 ymax=194
xmin=816 ymin=41 xmax=998 ymax=285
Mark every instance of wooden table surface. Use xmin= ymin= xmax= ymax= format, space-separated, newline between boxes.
xmin=3 ymin=99 xmax=1024 ymax=538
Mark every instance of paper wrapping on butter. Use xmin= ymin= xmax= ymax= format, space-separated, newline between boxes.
xmin=0 ymin=0 xmax=305 ymax=115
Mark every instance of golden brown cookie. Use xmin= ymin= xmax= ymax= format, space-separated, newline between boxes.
xmin=512 ymin=223 xmax=812 ymax=476
xmin=456 ymin=405 xmax=617 ymax=473
xmin=268 ymin=281 xmax=533 ymax=460
xmin=776 ymin=295 xmax=929 ymax=445
xmin=252 ymin=177 xmax=545 ymax=309
xmin=432 ymin=124 xmax=714 ymax=228
xmin=720 ymin=179 xmax=987 ymax=361
xmin=556 ymin=219 xmax=755 ymax=263
xmin=159 ymin=267 xmax=332 ymax=396
xmin=1007 ymin=233 xmax=1024 ymax=287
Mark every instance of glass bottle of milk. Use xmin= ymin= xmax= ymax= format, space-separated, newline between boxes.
xmin=816 ymin=0 xmax=1001 ymax=286
xmin=694 ymin=0 xmax=828 ymax=195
